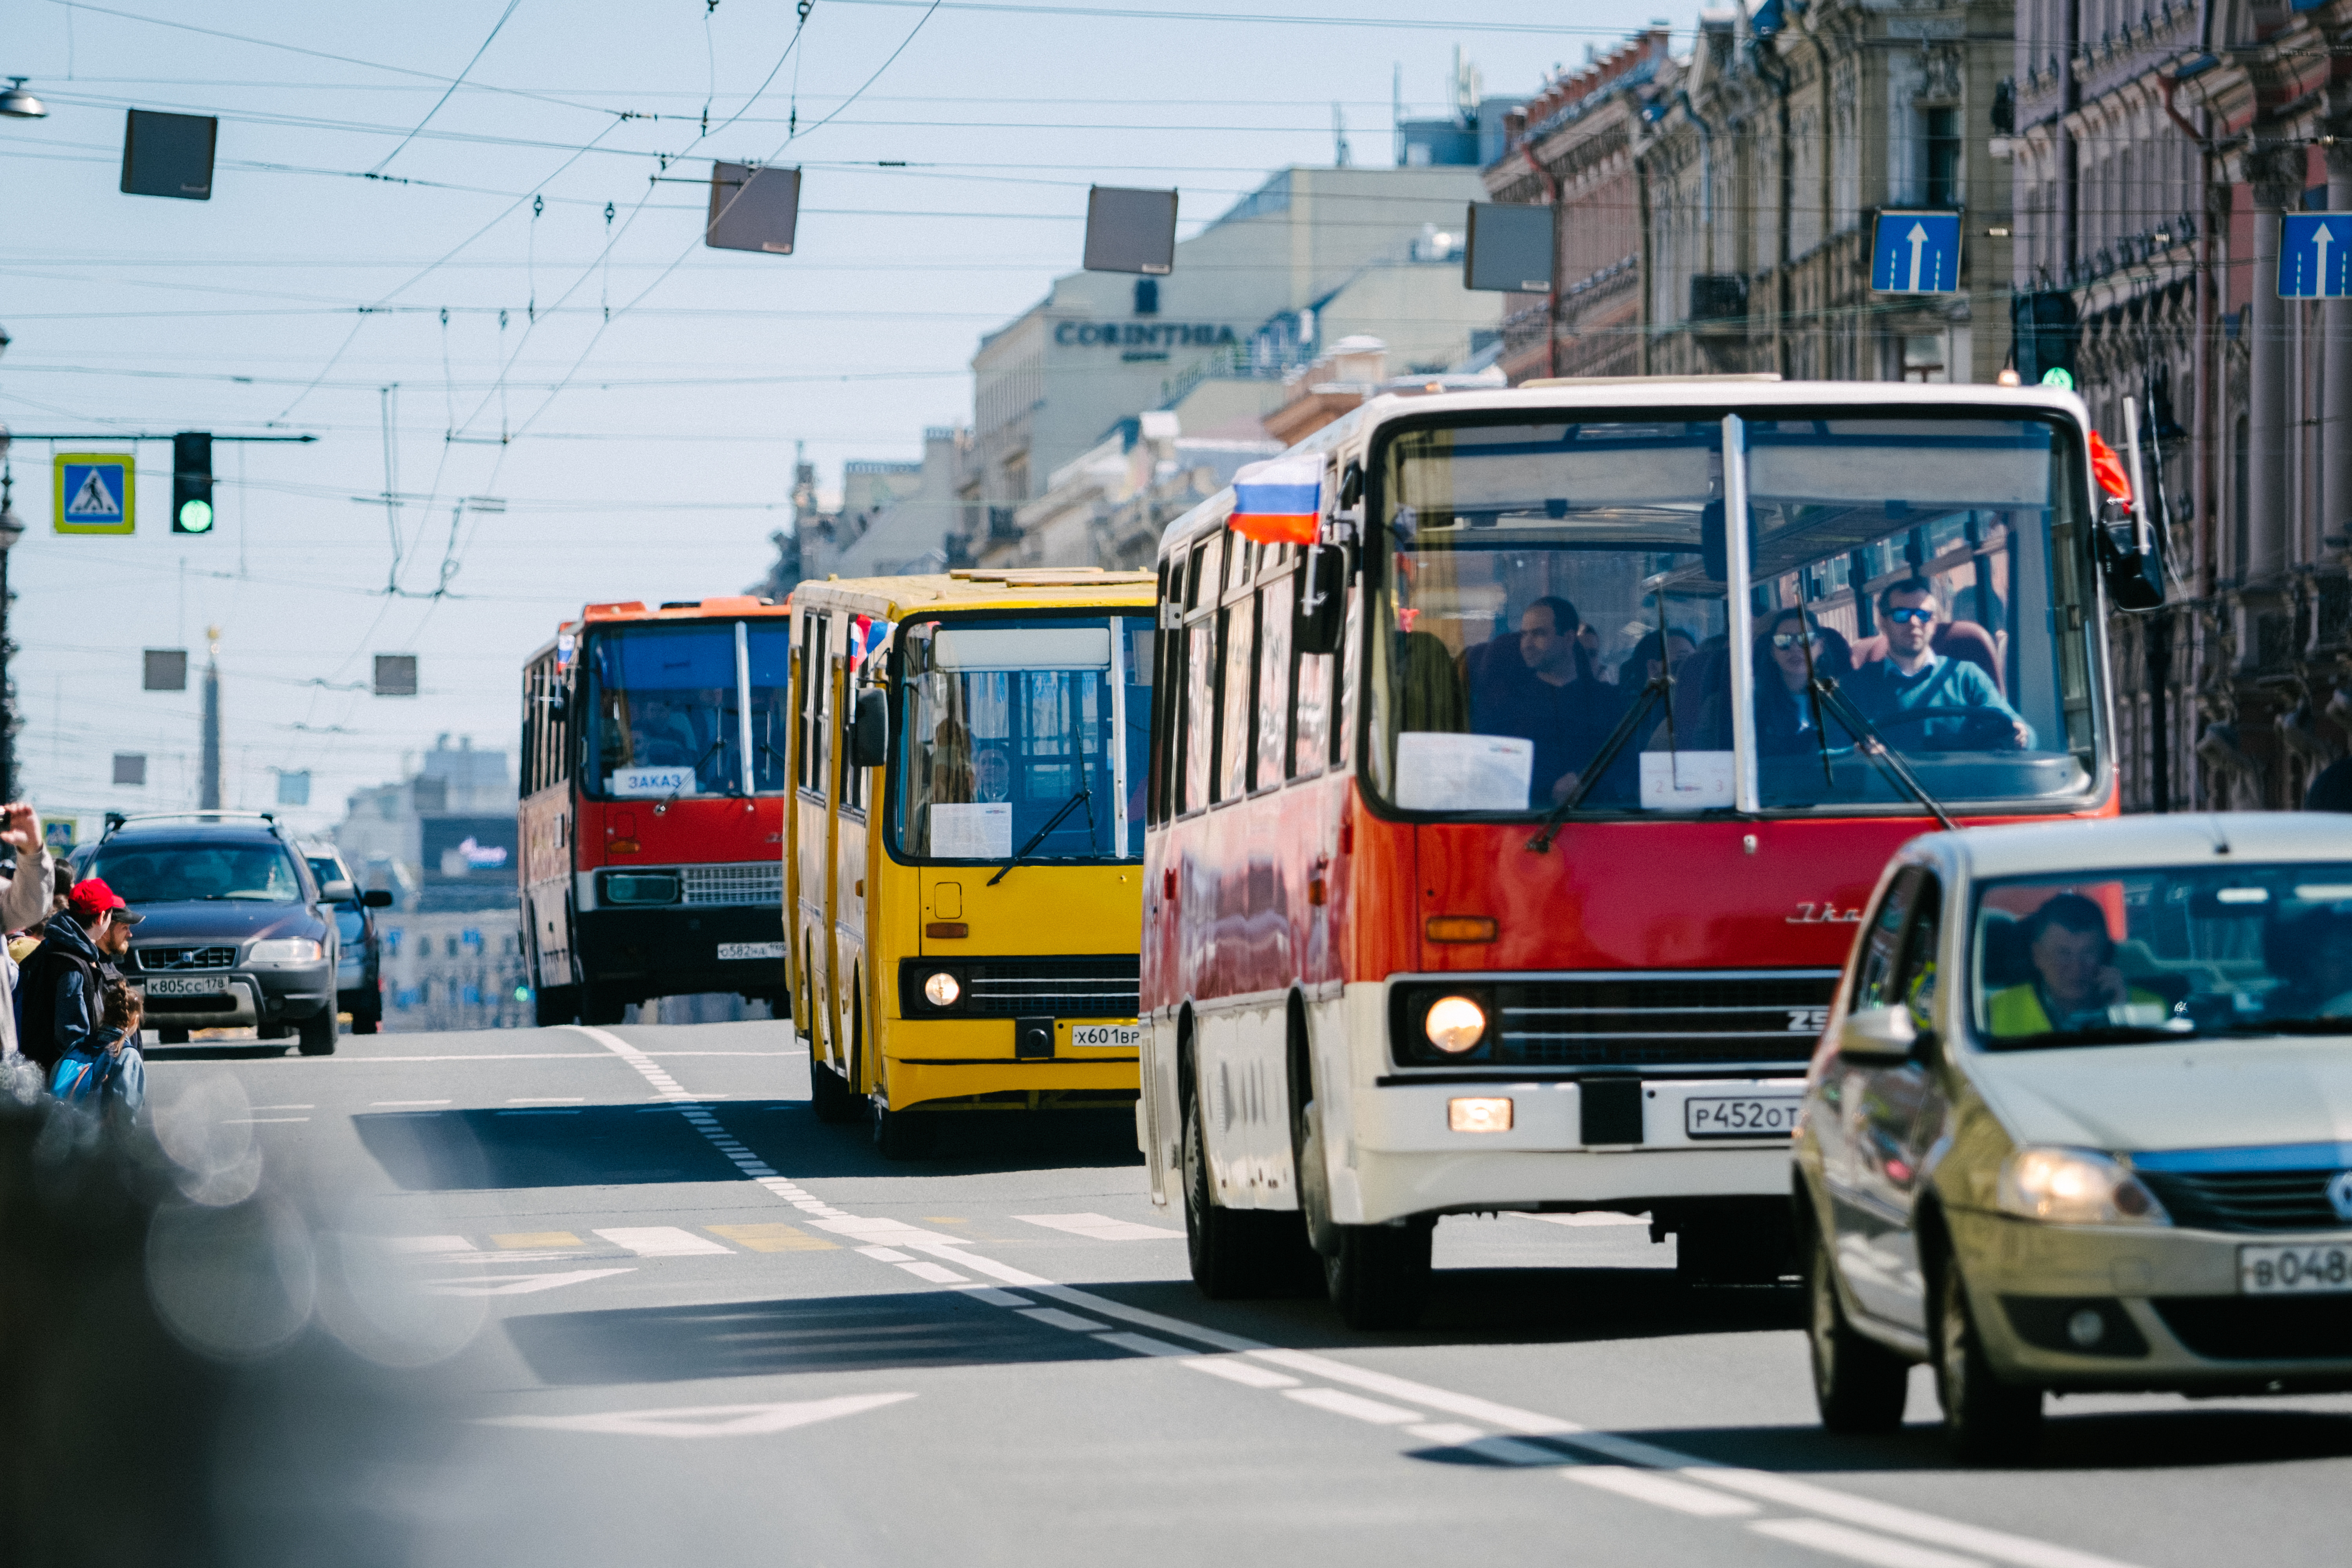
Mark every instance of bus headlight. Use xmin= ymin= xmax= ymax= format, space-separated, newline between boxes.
xmin=923 ymin=971 xmax=962 ymax=1008
xmin=1423 ymin=995 xmax=1487 ymax=1054
xmin=600 ymin=872 xmax=680 ymax=906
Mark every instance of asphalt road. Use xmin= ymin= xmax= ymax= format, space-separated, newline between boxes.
xmin=116 ymin=1021 xmax=2352 ymax=1568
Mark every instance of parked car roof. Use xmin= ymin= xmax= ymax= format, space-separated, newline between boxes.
xmin=1904 ymin=813 xmax=2352 ymax=881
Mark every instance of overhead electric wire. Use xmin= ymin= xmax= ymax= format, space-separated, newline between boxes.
xmin=368 ymin=0 xmax=526 ymax=175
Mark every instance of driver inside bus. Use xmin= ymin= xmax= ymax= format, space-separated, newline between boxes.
xmin=1847 ymin=579 xmax=2033 ymax=751
xmin=1986 ymin=894 xmax=2162 ymax=1036
xmin=1474 ymin=596 xmax=1628 ymax=806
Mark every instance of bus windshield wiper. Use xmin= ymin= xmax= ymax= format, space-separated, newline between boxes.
xmin=1803 ymin=677 xmax=1960 ymax=833
xmin=1526 ymin=673 xmax=1671 ymax=853
xmin=655 ymin=736 xmax=728 ymax=813
xmin=989 ymin=787 xmax=1092 ymax=886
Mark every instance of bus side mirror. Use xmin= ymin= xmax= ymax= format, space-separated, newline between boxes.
xmin=363 ymin=889 xmax=394 ymax=908
xmin=851 ymin=688 xmax=889 ymax=768
xmin=1295 ymin=545 xmax=1347 ymax=655
xmin=2096 ymin=513 xmax=2165 ymax=612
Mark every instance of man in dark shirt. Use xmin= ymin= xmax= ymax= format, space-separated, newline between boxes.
xmin=1475 ymin=596 xmax=1628 ymax=806
xmin=20 ymin=880 xmax=144 ymax=1111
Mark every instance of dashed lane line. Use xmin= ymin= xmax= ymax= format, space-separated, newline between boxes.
xmin=559 ymin=1023 xmax=2137 ymax=1568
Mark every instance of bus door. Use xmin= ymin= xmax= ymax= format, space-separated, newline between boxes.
xmin=794 ymin=612 xmax=837 ymax=1074
xmin=833 ymin=618 xmax=879 ymax=1093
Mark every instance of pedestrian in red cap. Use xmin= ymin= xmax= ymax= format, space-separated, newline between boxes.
xmin=18 ymin=873 xmax=146 ymax=1114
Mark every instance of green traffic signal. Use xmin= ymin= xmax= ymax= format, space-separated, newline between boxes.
xmin=177 ymin=497 xmax=214 ymax=533
xmin=2040 ymin=367 xmax=2075 ymax=390
xmin=171 ymin=430 xmax=214 ymax=534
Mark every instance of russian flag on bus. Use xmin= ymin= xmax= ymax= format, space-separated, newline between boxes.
xmin=848 ymin=615 xmax=890 ymax=672
xmin=1227 ymin=453 xmax=1321 ymax=545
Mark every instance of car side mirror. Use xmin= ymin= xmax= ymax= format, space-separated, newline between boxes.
xmin=1294 ymin=544 xmax=1347 ymax=655
xmin=363 ymin=889 xmax=394 ymax=909
xmin=851 ymin=688 xmax=889 ymax=768
xmin=1838 ymin=1004 xmax=1920 ymax=1063
xmin=321 ymin=879 xmax=357 ymax=904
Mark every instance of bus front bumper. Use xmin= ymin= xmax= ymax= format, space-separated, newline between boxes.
xmin=880 ymin=1016 xmax=1141 ymax=1112
xmin=575 ymin=907 xmax=786 ymax=995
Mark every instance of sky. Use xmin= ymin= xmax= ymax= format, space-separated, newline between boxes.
xmin=0 ymin=0 xmax=1672 ymax=842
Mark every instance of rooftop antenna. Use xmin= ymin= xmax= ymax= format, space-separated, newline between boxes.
xmin=1392 ymin=62 xmax=1403 ymax=164
xmin=1332 ymin=102 xmax=1351 ymax=167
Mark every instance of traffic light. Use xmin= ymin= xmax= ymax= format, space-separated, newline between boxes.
xmin=171 ymin=431 xmax=213 ymax=534
xmin=2011 ymin=291 xmax=2079 ymax=388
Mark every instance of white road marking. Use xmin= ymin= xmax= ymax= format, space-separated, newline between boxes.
xmin=386 ymin=1235 xmax=475 ymax=1254
xmin=857 ymin=1246 xmax=916 ymax=1262
xmin=1512 ymin=1211 xmax=1650 ymax=1228
xmin=594 ymin=1227 xmax=731 ymax=1257
xmin=1017 ymin=1307 xmax=1110 ymax=1332
xmin=1091 ymin=1331 xmax=1194 ymax=1357
xmin=1750 ymin=1519 xmax=1988 ymax=1568
xmin=372 ymin=1099 xmax=451 ymax=1107
xmin=956 ymin=1287 xmax=1030 ymax=1307
xmin=509 ymin=1097 xmax=586 ymax=1104
xmin=898 ymin=1261 xmax=971 ymax=1285
xmin=1184 ymin=1357 xmax=1300 ymax=1390
xmin=479 ymin=1393 xmax=914 ymax=1439
xmin=1404 ymin=1422 xmax=1485 ymax=1445
xmin=424 ymin=1269 xmax=634 ymax=1296
xmin=1012 ymin=1212 xmax=1184 ymax=1241
xmin=1566 ymin=1465 xmax=1762 ymax=1518
xmin=306 ymin=1053 xmax=609 ymax=1062
xmin=1283 ymin=1387 xmax=1424 ymax=1425
xmin=1691 ymin=1470 xmax=2122 ymax=1568
xmin=227 ymin=1116 xmax=309 ymax=1123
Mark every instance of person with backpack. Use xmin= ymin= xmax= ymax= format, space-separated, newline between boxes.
xmin=19 ymin=877 xmax=146 ymax=1115
xmin=50 ymin=979 xmax=144 ymax=1111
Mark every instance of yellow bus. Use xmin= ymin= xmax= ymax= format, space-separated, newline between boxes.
xmin=786 ymin=569 xmax=1158 ymax=1157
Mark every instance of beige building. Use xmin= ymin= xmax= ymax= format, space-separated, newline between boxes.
xmin=964 ymin=164 xmax=1500 ymax=560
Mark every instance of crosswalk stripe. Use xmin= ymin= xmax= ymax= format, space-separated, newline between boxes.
xmin=594 ymin=1227 xmax=733 ymax=1256
xmin=1012 ymin=1212 xmax=1183 ymax=1241
xmin=706 ymin=1223 xmax=835 ymax=1252
xmin=492 ymin=1231 xmax=583 ymax=1250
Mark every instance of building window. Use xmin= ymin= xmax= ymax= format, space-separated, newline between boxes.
xmin=1923 ymin=106 xmax=1960 ymax=207
xmin=1902 ymin=333 xmax=1948 ymax=383
xmin=1133 ymin=278 xmax=1158 ymax=316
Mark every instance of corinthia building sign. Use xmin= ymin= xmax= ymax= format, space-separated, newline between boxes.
xmin=1054 ymin=321 xmax=1241 ymax=348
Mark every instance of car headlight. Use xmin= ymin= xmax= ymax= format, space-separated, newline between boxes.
xmin=1423 ymin=995 xmax=1487 ymax=1054
xmin=923 ymin=971 xmax=961 ymax=1008
xmin=249 ymin=938 xmax=323 ymax=965
xmin=1997 ymin=1146 xmax=2170 ymax=1227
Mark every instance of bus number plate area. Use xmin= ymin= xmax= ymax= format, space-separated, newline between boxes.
xmin=1067 ymin=1024 xmax=1142 ymax=1049
xmin=1683 ymin=1095 xmax=1802 ymax=1139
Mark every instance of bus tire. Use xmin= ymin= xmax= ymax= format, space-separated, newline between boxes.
xmin=1807 ymin=1222 xmax=1908 ymax=1434
xmin=872 ymin=1104 xmax=935 ymax=1160
xmin=809 ymin=1059 xmax=859 ymax=1123
xmin=1322 ymin=1218 xmax=1433 ymax=1330
xmin=533 ymin=986 xmax=579 ymax=1028
xmin=1674 ymin=1205 xmax=1795 ymax=1287
xmin=1181 ymin=1095 xmax=1294 ymax=1299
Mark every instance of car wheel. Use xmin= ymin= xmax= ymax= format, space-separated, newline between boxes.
xmin=1934 ymin=1241 xmax=2041 ymax=1464
xmin=871 ymin=1103 xmax=935 ymax=1160
xmin=351 ymin=1012 xmax=380 ymax=1036
xmin=1808 ymin=1223 xmax=1909 ymax=1433
xmin=296 ymin=1012 xmax=337 ymax=1056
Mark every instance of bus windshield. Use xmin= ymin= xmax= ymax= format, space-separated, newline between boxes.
xmin=892 ymin=614 xmax=1153 ymax=864
xmin=1368 ymin=412 xmax=2097 ymax=817
xmin=586 ymin=620 xmax=792 ymax=800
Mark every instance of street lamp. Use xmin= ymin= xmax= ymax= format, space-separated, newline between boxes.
xmin=0 ymin=78 xmax=47 ymax=120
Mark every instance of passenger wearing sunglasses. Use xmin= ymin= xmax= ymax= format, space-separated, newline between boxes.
xmin=1846 ymin=579 xmax=2033 ymax=750
xmin=1753 ymin=609 xmax=1855 ymax=755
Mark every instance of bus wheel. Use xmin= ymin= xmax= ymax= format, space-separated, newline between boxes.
xmin=1181 ymin=1097 xmax=1298 ymax=1298
xmin=809 ymin=1058 xmax=859 ymax=1123
xmin=533 ymin=985 xmax=579 ymax=1027
xmin=1675 ymin=1206 xmax=1794 ymax=1287
xmin=1322 ymin=1218 xmax=1434 ymax=1330
xmin=872 ymin=1104 xmax=935 ymax=1160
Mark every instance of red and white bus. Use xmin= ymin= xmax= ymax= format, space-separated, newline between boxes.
xmin=1141 ymin=380 xmax=2145 ymax=1327
xmin=519 ymin=596 xmax=793 ymax=1025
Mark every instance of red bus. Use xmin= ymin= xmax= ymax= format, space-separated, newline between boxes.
xmin=1141 ymin=380 xmax=2139 ymax=1327
xmin=519 ymin=596 xmax=793 ymax=1025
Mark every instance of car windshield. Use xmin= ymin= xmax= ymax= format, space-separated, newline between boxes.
xmin=585 ymin=621 xmax=789 ymax=800
xmin=1367 ymin=412 xmax=2097 ymax=816
xmin=91 ymin=841 xmax=303 ymax=904
xmin=305 ymin=857 xmax=350 ymax=900
xmin=1972 ymin=863 xmax=2352 ymax=1049
xmin=892 ymin=614 xmax=1153 ymax=863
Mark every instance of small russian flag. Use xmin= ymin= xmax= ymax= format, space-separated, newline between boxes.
xmin=1228 ymin=452 xmax=1321 ymax=546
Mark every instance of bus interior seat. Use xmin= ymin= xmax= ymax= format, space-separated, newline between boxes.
xmin=1398 ymin=630 xmax=1468 ymax=733
xmin=1980 ymin=911 xmax=2033 ymax=988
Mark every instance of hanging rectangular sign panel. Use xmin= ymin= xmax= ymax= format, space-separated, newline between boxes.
xmin=121 ymin=108 xmax=217 ymax=200
xmin=1464 ymin=202 xmax=1554 ymax=294
xmin=706 ymin=162 xmax=801 ymax=255
xmin=1871 ymin=211 xmax=1962 ymax=293
xmin=374 ymin=654 xmax=419 ymax=697
xmin=143 ymin=649 xmax=189 ymax=691
xmin=2279 ymin=213 xmax=2352 ymax=299
xmin=54 ymin=453 xmax=135 ymax=535
xmin=1083 ymin=187 xmax=1177 ymax=275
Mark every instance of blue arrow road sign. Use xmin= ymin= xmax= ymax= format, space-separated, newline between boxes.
xmin=2279 ymin=213 xmax=2352 ymax=299
xmin=1871 ymin=211 xmax=1962 ymax=294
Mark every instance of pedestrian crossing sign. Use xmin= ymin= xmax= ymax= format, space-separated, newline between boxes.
xmin=53 ymin=453 xmax=136 ymax=535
